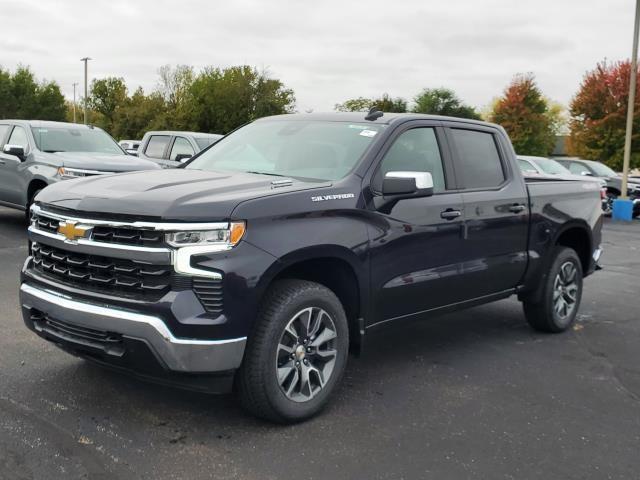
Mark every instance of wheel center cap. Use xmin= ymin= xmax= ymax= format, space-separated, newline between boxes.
xmin=295 ymin=345 xmax=306 ymax=361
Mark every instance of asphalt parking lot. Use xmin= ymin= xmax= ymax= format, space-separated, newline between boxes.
xmin=1 ymin=206 xmax=639 ymax=480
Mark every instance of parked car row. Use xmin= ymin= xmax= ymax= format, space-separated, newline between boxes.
xmin=516 ymin=154 xmax=640 ymax=217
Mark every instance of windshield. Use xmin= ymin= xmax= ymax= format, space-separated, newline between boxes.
xmin=31 ymin=126 xmax=124 ymax=154
xmin=186 ymin=120 xmax=385 ymax=181
xmin=587 ymin=161 xmax=618 ymax=177
xmin=534 ymin=157 xmax=571 ymax=175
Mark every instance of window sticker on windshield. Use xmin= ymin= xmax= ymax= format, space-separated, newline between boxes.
xmin=359 ymin=129 xmax=377 ymax=137
xmin=348 ymin=124 xmax=368 ymax=130
xmin=37 ymin=129 xmax=48 ymax=133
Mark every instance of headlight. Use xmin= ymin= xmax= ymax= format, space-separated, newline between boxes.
xmin=57 ymin=167 xmax=88 ymax=179
xmin=165 ymin=222 xmax=246 ymax=248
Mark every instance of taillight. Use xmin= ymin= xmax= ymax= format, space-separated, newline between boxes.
xmin=600 ymin=188 xmax=606 ymax=200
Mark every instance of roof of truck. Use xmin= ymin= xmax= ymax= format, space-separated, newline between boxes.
xmin=255 ymin=112 xmax=498 ymax=128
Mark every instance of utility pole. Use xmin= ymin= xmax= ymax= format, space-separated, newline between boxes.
xmin=72 ymin=82 xmax=78 ymax=123
xmin=621 ymin=0 xmax=639 ymax=201
xmin=613 ymin=0 xmax=640 ymax=220
xmin=80 ymin=57 xmax=91 ymax=124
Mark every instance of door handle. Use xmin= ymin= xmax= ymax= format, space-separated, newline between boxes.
xmin=440 ymin=209 xmax=462 ymax=220
xmin=0 ymin=159 xmax=5 ymax=165
xmin=509 ymin=204 xmax=526 ymax=214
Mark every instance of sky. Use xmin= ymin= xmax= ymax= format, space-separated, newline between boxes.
xmin=0 ymin=0 xmax=636 ymax=113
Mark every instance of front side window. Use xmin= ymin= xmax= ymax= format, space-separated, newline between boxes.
xmin=450 ymin=129 xmax=505 ymax=189
xmin=187 ymin=120 xmax=385 ymax=181
xmin=377 ymin=128 xmax=446 ymax=192
xmin=145 ymin=135 xmax=171 ymax=159
xmin=30 ymin=127 xmax=122 ymax=154
xmin=8 ymin=126 xmax=29 ymax=150
xmin=170 ymin=137 xmax=195 ymax=161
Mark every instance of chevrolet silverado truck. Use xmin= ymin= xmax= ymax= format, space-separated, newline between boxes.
xmin=20 ymin=112 xmax=603 ymax=423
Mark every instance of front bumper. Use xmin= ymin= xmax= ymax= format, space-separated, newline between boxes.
xmin=20 ymin=283 xmax=246 ymax=374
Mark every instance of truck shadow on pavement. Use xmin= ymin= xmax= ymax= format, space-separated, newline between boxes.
xmin=45 ymin=298 xmax=539 ymax=429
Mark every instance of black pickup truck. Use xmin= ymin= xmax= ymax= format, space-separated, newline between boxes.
xmin=20 ymin=112 xmax=603 ymax=423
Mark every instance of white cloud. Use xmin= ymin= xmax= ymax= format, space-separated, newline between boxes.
xmin=1 ymin=0 xmax=636 ymax=113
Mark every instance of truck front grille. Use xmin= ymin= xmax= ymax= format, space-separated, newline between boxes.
xmin=31 ymin=209 xmax=165 ymax=248
xmin=91 ymin=226 xmax=164 ymax=247
xmin=31 ymin=242 xmax=173 ymax=299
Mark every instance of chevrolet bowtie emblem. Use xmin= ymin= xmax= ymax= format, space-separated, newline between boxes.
xmin=57 ymin=220 xmax=92 ymax=241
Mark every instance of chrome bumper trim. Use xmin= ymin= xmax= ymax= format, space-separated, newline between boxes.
xmin=20 ymin=283 xmax=245 ymax=373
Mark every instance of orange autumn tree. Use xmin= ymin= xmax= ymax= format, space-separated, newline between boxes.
xmin=489 ymin=73 xmax=556 ymax=156
xmin=568 ymin=60 xmax=640 ymax=170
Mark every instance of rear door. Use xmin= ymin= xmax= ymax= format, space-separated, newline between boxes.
xmin=444 ymin=124 xmax=529 ymax=297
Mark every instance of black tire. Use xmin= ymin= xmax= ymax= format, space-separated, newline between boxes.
xmin=523 ymin=246 xmax=583 ymax=333
xmin=236 ymin=279 xmax=349 ymax=423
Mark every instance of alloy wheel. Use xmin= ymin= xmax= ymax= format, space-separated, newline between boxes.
xmin=275 ymin=307 xmax=338 ymax=402
xmin=553 ymin=261 xmax=579 ymax=323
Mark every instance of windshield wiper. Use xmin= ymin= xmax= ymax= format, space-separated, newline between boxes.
xmin=244 ymin=171 xmax=287 ymax=177
xmin=43 ymin=150 xmax=65 ymax=153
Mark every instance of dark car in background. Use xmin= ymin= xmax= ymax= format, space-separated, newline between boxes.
xmin=136 ymin=131 xmax=223 ymax=168
xmin=556 ymin=158 xmax=640 ymax=217
xmin=0 ymin=120 xmax=161 ymax=217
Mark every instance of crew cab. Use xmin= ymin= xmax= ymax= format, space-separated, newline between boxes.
xmin=0 ymin=121 xmax=161 ymax=217
xmin=20 ymin=113 xmax=603 ymax=423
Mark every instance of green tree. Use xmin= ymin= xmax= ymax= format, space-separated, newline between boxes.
xmin=113 ymin=89 xmax=168 ymax=139
xmin=371 ymin=93 xmax=407 ymax=113
xmin=0 ymin=65 xmax=66 ymax=121
xmin=89 ymin=77 xmax=128 ymax=131
xmin=412 ymin=88 xmax=481 ymax=119
xmin=335 ymin=94 xmax=407 ymax=113
xmin=489 ymin=73 xmax=556 ymax=156
xmin=157 ymin=65 xmax=195 ymax=129
xmin=568 ymin=60 xmax=640 ymax=170
xmin=188 ymin=66 xmax=295 ymax=134
xmin=334 ymin=97 xmax=373 ymax=112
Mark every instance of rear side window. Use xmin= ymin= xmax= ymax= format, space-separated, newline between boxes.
xmin=518 ymin=159 xmax=537 ymax=173
xmin=0 ymin=125 xmax=9 ymax=145
xmin=450 ymin=129 xmax=505 ymax=189
xmin=567 ymin=162 xmax=589 ymax=175
xmin=145 ymin=135 xmax=170 ymax=159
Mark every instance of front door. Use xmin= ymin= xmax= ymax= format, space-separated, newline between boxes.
xmin=367 ymin=123 xmax=468 ymax=325
xmin=0 ymin=125 xmax=30 ymax=207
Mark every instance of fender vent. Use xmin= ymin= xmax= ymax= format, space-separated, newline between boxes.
xmin=192 ymin=278 xmax=223 ymax=315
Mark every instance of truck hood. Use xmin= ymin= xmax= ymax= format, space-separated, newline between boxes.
xmin=50 ymin=151 xmax=160 ymax=171
xmin=37 ymin=169 xmax=330 ymax=221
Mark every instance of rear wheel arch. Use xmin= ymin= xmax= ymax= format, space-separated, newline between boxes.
xmin=552 ymin=222 xmax=592 ymax=273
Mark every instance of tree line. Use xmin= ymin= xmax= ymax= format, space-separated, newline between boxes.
xmin=0 ymin=61 xmax=638 ymax=170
